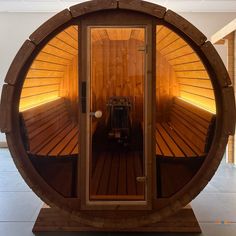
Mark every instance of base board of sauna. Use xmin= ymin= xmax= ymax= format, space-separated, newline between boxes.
xmin=32 ymin=204 xmax=201 ymax=233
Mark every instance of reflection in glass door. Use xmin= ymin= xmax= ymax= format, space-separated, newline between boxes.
xmin=88 ymin=27 xmax=146 ymax=201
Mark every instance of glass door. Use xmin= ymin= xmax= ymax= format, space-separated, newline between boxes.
xmin=87 ymin=27 xmax=147 ymax=203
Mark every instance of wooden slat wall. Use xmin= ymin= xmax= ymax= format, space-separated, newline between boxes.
xmin=91 ymin=37 xmax=145 ymax=123
xmin=61 ymin=56 xmax=79 ymax=117
xmin=156 ymin=51 xmax=178 ymax=121
xmin=156 ymin=25 xmax=216 ymax=113
xmin=91 ymin=28 xmax=145 ymax=43
xmin=19 ymin=25 xmax=215 ymax=116
xmin=20 ymin=25 xmax=78 ymax=111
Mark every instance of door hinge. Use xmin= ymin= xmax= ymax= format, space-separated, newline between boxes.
xmin=138 ymin=45 xmax=148 ymax=53
xmin=136 ymin=176 xmax=147 ymax=183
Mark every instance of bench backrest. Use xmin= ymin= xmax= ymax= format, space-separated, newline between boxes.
xmin=169 ymin=97 xmax=216 ymax=154
xmin=20 ymin=98 xmax=72 ymax=153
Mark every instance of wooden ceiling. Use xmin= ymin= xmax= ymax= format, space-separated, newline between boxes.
xmin=91 ymin=28 xmax=145 ymax=42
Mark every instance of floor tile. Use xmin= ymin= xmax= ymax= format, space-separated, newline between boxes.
xmin=0 ymin=150 xmax=17 ymax=172
xmin=0 ymin=171 xmax=31 ymax=192
xmin=200 ymin=223 xmax=236 ymax=236
xmin=191 ymin=193 xmax=236 ymax=222
xmin=0 ymin=192 xmax=42 ymax=221
xmin=0 ymin=222 xmax=35 ymax=236
xmin=210 ymin=178 xmax=236 ymax=193
xmin=201 ymin=182 xmax=219 ymax=193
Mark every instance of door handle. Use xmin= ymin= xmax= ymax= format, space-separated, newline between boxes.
xmin=81 ymin=81 xmax=86 ymax=113
xmin=90 ymin=110 xmax=103 ymax=119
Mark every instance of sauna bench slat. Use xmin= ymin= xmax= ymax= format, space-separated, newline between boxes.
xmin=20 ymin=98 xmax=79 ymax=158
xmin=155 ymin=97 xmax=216 ymax=158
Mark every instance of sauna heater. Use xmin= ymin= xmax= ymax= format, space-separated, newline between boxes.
xmin=106 ymin=96 xmax=132 ymax=145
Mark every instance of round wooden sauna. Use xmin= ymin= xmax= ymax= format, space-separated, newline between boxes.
xmin=0 ymin=0 xmax=235 ymax=229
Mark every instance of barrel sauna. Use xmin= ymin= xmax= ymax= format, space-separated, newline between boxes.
xmin=0 ymin=0 xmax=235 ymax=230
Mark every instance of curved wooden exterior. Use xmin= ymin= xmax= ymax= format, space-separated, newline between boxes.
xmin=0 ymin=0 xmax=235 ymax=229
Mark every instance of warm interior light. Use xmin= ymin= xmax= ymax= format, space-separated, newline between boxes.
xmin=178 ymin=97 xmax=216 ymax=114
xmin=19 ymin=97 xmax=60 ymax=112
xmin=91 ymin=27 xmax=145 ymax=41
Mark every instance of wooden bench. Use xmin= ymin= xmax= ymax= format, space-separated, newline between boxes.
xmin=155 ymin=97 xmax=216 ymax=158
xmin=155 ymin=97 xmax=216 ymax=197
xmin=20 ymin=98 xmax=81 ymax=197
xmin=20 ymin=98 xmax=79 ymax=158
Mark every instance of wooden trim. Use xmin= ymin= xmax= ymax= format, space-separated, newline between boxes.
xmin=164 ymin=10 xmax=207 ymax=46
xmin=145 ymin=23 xmax=154 ymax=210
xmin=222 ymin=87 xmax=236 ymax=135
xmin=5 ymin=40 xmax=36 ymax=85
xmin=152 ymin=20 xmax=157 ymax=207
xmin=90 ymin=195 xmax=145 ymax=201
xmin=70 ymin=0 xmax=166 ymax=19
xmin=80 ymin=11 xmax=153 ymax=211
xmin=201 ymin=41 xmax=232 ymax=87
xmin=29 ymin=9 xmax=72 ymax=45
xmin=211 ymin=18 xmax=236 ymax=44
xmin=215 ymin=39 xmax=226 ymax=45
xmin=226 ymin=32 xmax=235 ymax=85
xmin=79 ymin=19 xmax=87 ymax=211
xmin=70 ymin=0 xmax=117 ymax=18
xmin=118 ymin=0 xmax=166 ymax=19
xmin=226 ymin=32 xmax=235 ymax=163
xmin=0 ymin=85 xmax=15 ymax=133
xmin=0 ymin=142 xmax=8 ymax=148
xmin=32 ymin=204 xmax=201 ymax=233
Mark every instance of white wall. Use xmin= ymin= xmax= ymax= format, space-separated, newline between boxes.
xmin=181 ymin=12 xmax=236 ymax=66
xmin=0 ymin=12 xmax=236 ymax=142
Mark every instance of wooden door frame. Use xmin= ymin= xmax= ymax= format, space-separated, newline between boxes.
xmin=79 ymin=10 xmax=154 ymax=211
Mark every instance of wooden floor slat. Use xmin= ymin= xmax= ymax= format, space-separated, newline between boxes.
xmin=107 ymin=153 xmax=119 ymax=195
xmin=127 ymin=153 xmax=137 ymax=195
xmin=97 ymin=152 xmax=112 ymax=195
xmin=90 ymin=121 xmax=144 ymax=200
xmin=91 ymin=150 xmax=144 ymax=199
xmin=134 ymin=152 xmax=144 ymax=196
xmin=91 ymin=153 xmax=106 ymax=196
xmin=118 ymin=152 xmax=127 ymax=195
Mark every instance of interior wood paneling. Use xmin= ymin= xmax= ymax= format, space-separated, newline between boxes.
xmin=156 ymin=25 xmax=216 ymax=113
xmin=20 ymin=25 xmax=78 ymax=111
xmin=156 ymin=51 xmax=178 ymax=122
xmin=20 ymin=24 xmax=215 ymax=118
xmin=91 ymin=27 xmax=145 ymax=43
xmin=61 ymin=56 xmax=79 ymax=118
xmin=90 ymin=36 xmax=145 ymax=122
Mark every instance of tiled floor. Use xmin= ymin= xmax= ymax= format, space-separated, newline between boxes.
xmin=0 ymin=148 xmax=236 ymax=236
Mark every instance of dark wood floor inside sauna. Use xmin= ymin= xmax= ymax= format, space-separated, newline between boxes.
xmin=90 ymin=122 xmax=145 ymax=200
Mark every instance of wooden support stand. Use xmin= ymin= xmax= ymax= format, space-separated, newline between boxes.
xmin=33 ymin=204 xmax=201 ymax=233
